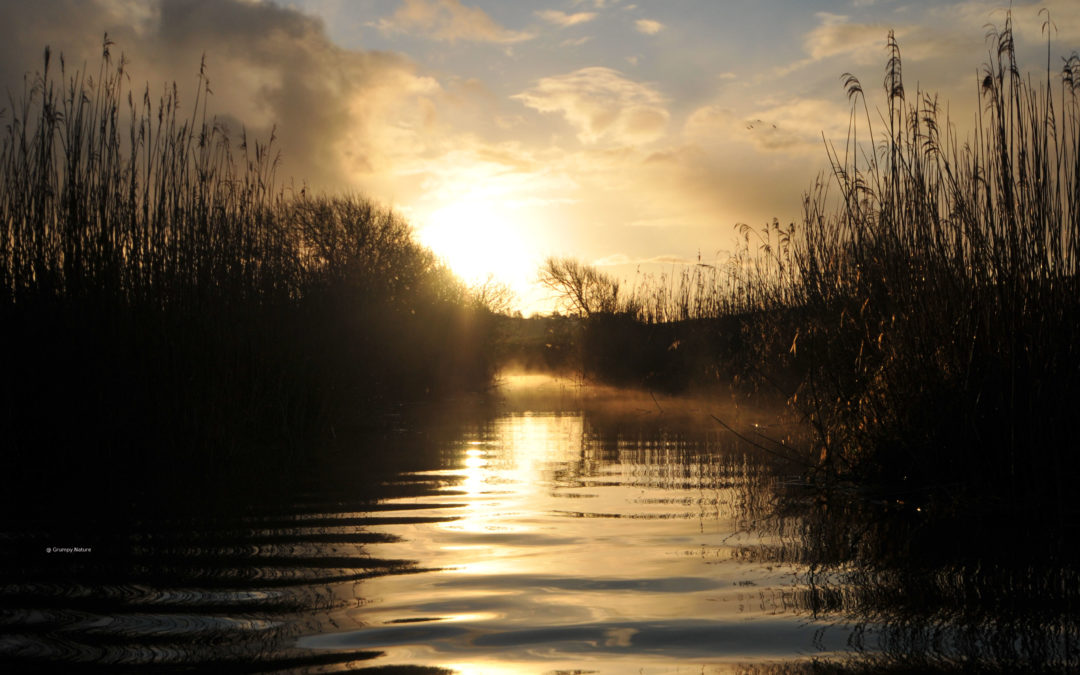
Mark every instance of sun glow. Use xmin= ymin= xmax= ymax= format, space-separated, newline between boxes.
xmin=416 ymin=198 xmax=537 ymax=303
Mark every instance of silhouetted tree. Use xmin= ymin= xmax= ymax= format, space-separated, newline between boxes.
xmin=538 ymin=256 xmax=619 ymax=317
xmin=469 ymin=274 xmax=517 ymax=314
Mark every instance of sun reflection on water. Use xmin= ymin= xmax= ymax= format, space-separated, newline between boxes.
xmin=298 ymin=395 xmax=841 ymax=670
xmin=438 ymin=414 xmax=587 ymax=578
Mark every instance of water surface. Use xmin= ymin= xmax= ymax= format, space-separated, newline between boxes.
xmin=3 ymin=374 xmax=1076 ymax=673
xmin=300 ymin=398 xmax=844 ymax=672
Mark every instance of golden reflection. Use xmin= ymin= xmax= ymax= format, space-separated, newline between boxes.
xmin=459 ymin=445 xmax=487 ymax=501
xmin=440 ymin=413 xmax=585 ymax=576
xmin=322 ymin=384 xmax=814 ymax=671
xmin=440 ymin=663 xmax=535 ymax=675
xmin=440 ymin=659 xmax=757 ymax=674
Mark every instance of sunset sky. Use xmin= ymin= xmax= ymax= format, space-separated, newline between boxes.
xmin=2 ymin=0 xmax=1077 ymax=312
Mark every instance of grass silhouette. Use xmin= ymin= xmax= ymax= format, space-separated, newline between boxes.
xmin=0 ymin=39 xmax=500 ymax=517
xmin=544 ymin=11 xmax=1080 ymax=526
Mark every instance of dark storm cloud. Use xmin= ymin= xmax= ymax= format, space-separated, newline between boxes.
xmin=0 ymin=0 xmax=426 ymax=191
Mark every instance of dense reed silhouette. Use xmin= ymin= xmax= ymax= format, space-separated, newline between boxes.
xmin=0 ymin=41 xmax=499 ymax=517
xmin=542 ymin=12 xmax=1080 ymax=524
xmin=789 ymin=16 xmax=1079 ymax=516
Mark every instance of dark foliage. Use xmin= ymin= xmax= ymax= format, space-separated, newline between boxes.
xmin=0 ymin=43 xmax=499 ymax=518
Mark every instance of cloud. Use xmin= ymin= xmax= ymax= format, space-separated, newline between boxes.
xmin=0 ymin=0 xmax=455 ymax=193
xmin=536 ymin=10 xmax=597 ymax=28
xmin=573 ymin=0 xmax=622 ymax=8
xmin=683 ymin=105 xmax=737 ymax=138
xmin=946 ymin=0 xmax=1080 ymax=47
xmin=513 ymin=67 xmax=669 ymax=145
xmin=377 ymin=0 xmax=532 ymax=43
xmin=592 ymin=253 xmax=695 ymax=266
xmin=685 ymin=98 xmax=849 ymax=154
xmin=803 ymin=13 xmax=883 ymax=61
xmin=635 ymin=19 xmax=664 ymax=35
xmin=778 ymin=11 xmax=952 ymax=76
xmin=786 ymin=2 xmax=1073 ymax=79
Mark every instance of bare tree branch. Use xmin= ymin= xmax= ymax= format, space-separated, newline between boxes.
xmin=537 ymin=256 xmax=619 ymax=316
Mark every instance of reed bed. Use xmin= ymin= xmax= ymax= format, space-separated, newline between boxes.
xmin=0 ymin=42 xmax=497 ymax=515
xmin=788 ymin=16 xmax=1080 ymax=513
xmin=621 ymin=221 xmax=798 ymax=325
xmin=554 ymin=12 xmax=1080 ymax=518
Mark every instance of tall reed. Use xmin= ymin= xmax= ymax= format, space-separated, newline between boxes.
xmin=0 ymin=40 xmax=498 ymax=515
xmin=551 ymin=11 xmax=1080 ymax=517
xmin=789 ymin=13 xmax=1080 ymax=512
xmin=0 ymin=43 xmax=292 ymax=309
xmin=621 ymin=221 xmax=798 ymax=325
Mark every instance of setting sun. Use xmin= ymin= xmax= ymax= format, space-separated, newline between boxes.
xmin=416 ymin=197 xmax=538 ymax=300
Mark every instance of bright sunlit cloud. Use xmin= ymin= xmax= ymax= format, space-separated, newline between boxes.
xmin=375 ymin=0 xmax=533 ymax=43
xmin=634 ymin=19 xmax=664 ymax=35
xmin=535 ymin=10 xmax=597 ymax=28
xmin=513 ymin=67 xmax=669 ymax=145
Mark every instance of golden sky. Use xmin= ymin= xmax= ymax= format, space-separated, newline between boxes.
xmin=2 ymin=0 xmax=1077 ymax=312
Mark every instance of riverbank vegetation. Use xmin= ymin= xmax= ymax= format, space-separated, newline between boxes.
xmin=538 ymin=14 xmax=1080 ymax=527
xmin=0 ymin=43 xmax=500 ymax=516
xmin=788 ymin=20 xmax=1079 ymax=520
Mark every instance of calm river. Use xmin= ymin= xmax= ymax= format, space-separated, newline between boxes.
xmin=2 ymin=374 xmax=1076 ymax=673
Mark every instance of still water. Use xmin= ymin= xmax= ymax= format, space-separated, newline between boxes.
xmin=2 ymin=374 xmax=1077 ymax=672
